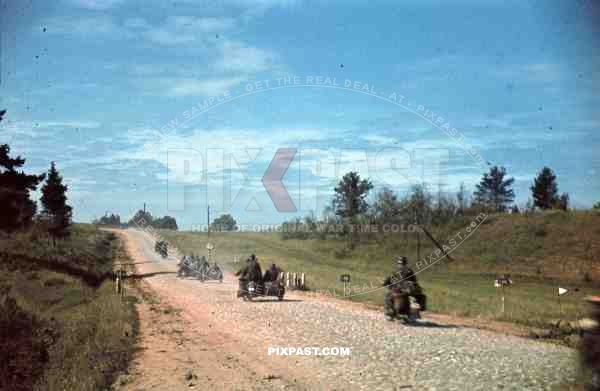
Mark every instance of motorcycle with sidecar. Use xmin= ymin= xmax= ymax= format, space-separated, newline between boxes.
xmin=237 ymin=278 xmax=285 ymax=301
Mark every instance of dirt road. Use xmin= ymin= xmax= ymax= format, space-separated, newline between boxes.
xmin=114 ymin=229 xmax=577 ymax=391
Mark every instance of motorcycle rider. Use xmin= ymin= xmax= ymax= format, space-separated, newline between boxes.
xmin=263 ymin=263 xmax=281 ymax=282
xmin=199 ymin=255 xmax=210 ymax=277
xmin=235 ymin=254 xmax=263 ymax=296
xmin=177 ymin=255 xmax=191 ymax=277
xmin=383 ymin=256 xmax=422 ymax=321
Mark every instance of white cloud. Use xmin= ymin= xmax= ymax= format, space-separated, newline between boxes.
xmin=37 ymin=120 xmax=101 ymax=129
xmin=166 ymin=77 xmax=244 ymax=97
xmin=215 ymin=40 xmax=278 ymax=73
xmin=68 ymin=0 xmax=124 ymax=10
xmin=142 ymin=16 xmax=236 ymax=46
xmin=40 ymin=15 xmax=132 ymax=38
xmin=172 ymin=16 xmax=236 ymax=32
xmin=493 ymin=63 xmax=563 ymax=83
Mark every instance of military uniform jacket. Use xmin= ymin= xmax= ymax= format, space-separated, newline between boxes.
xmin=383 ymin=268 xmax=417 ymax=288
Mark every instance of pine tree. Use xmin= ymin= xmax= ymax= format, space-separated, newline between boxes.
xmin=40 ymin=162 xmax=72 ymax=244
xmin=333 ymin=171 xmax=373 ymax=221
xmin=530 ymin=167 xmax=559 ymax=210
xmin=0 ymin=111 xmax=45 ymax=232
xmin=473 ymin=166 xmax=515 ymax=213
xmin=333 ymin=171 xmax=373 ymax=249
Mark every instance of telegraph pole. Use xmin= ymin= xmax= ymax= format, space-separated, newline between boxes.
xmin=415 ymin=210 xmax=420 ymax=263
xmin=206 ymin=204 xmax=214 ymax=262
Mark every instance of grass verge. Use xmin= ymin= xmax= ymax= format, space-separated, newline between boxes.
xmin=0 ymin=224 xmax=139 ymax=391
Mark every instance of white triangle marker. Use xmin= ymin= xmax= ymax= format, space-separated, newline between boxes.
xmin=558 ymin=287 xmax=568 ymax=296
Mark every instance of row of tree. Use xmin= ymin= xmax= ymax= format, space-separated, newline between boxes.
xmin=279 ymin=164 xmax=573 ymax=243
xmin=127 ymin=209 xmax=178 ymax=230
xmin=0 ymin=111 xmax=72 ymax=243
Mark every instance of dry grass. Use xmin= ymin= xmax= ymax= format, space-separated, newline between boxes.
xmin=0 ymin=224 xmax=138 ymax=391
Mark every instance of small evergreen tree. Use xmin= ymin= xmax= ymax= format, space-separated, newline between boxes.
xmin=530 ymin=167 xmax=559 ymax=210
xmin=333 ymin=171 xmax=373 ymax=221
xmin=473 ymin=166 xmax=515 ymax=212
xmin=40 ymin=162 xmax=72 ymax=244
xmin=0 ymin=111 xmax=45 ymax=232
xmin=333 ymin=171 xmax=373 ymax=249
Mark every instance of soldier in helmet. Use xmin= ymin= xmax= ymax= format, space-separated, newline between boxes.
xmin=383 ymin=256 xmax=422 ymax=321
xmin=235 ymin=254 xmax=263 ymax=296
xmin=263 ymin=263 xmax=281 ymax=282
xmin=235 ymin=254 xmax=262 ymax=280
xmin=199 ymin=255 xmax=210 ymax=277
xmin=383 ymin=256 xmax=416 ymax=288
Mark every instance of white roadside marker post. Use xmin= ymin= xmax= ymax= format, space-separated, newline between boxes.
xmin=558 ymin=287 xmax=569 ymax=315
xmin=494 ymin=275 xmax=513 ymax=316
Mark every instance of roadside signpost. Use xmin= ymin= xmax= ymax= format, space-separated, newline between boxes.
xmin=494 ymin=275 xmax=513 ymax=314
xmin=558 ymin=287 xmax=569 ymax=315
xmin=339 ymin=274 xmax=351 ymax=296
xmin=558 ymin=287 xmax=569 ymax=296
xmin=115 ymin=268 xmax=127 ymax=298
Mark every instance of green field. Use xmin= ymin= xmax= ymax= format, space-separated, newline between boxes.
xmin=159 ymin=211 xmax=600 ymax=330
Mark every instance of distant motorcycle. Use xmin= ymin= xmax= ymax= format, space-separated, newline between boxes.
xmin=198 ymin=262 xmax=224 ymax=283
xmin=177 ymin=255 xmax=223 ymax=282
xmin=177 ymin=256 xmax=193 ymax=277
xmin=155 ymin=240 xmax=168 ymax=259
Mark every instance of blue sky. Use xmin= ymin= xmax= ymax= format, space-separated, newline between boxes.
xmin=0 ymin=0 xmax=598 ymax=229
